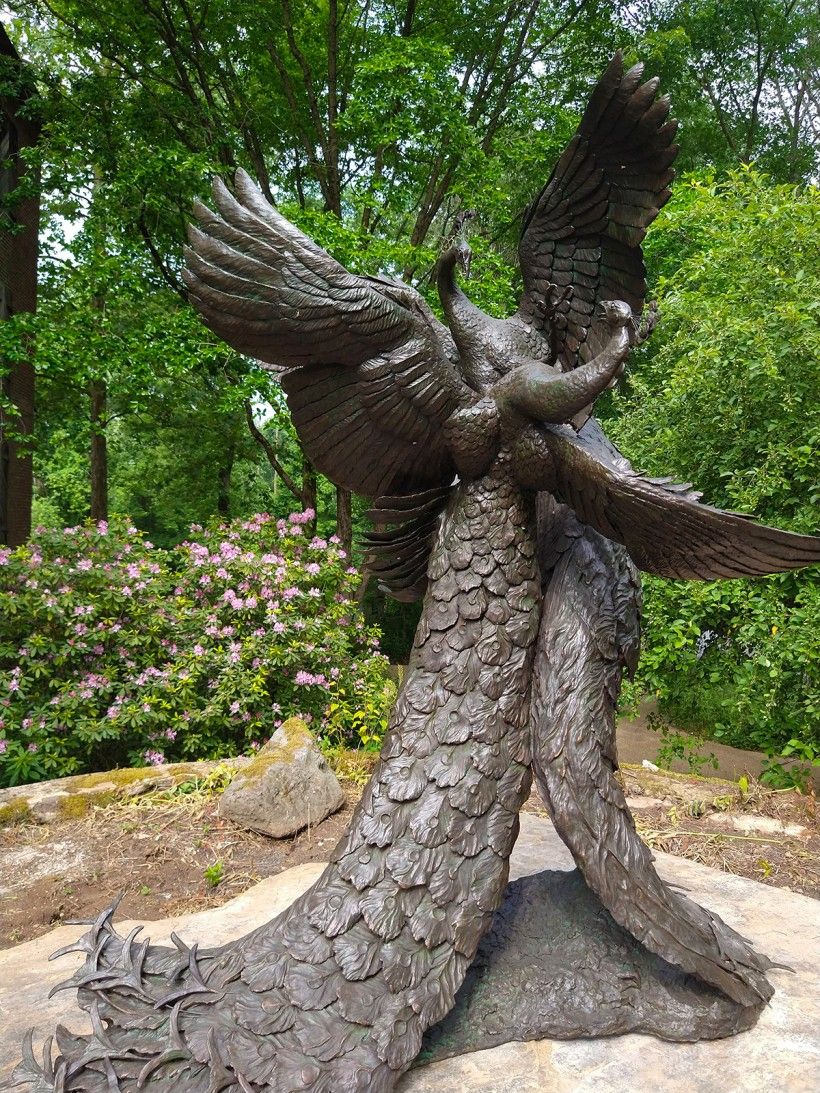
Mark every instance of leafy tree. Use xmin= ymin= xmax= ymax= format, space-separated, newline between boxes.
xmin=623 ymin=1 xmax=820 ymax=181
xmin=4 ymin=0 xmax=627 ymax=547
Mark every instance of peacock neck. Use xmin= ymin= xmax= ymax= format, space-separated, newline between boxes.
xmin=437 ymin=249 xmax=498 ymax=392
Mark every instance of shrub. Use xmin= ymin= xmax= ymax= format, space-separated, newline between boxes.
xmin=0 ymin=513 xmax=394 ymax=787
xmin=631 ymin=574 xmax=819 ymax=759
xmin=611 ymin=168 xmax=819 ymax=764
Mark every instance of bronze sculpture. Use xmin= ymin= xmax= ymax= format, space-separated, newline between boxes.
xmin=6 ymin=52 xmax=820 ymax=1093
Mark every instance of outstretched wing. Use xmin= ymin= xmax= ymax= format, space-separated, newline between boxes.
xmin=363 ymin=486 xmax=453 ymax=602
xmin=540 ymin=422 xmax=820 ymax=579
xmin=519 ymin=51 xmax=678 ymax=371
xmin=183 ymin=169 xmax=468 ymax=498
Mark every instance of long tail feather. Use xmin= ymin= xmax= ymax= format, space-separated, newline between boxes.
xmin=530 ymin=498 xmax=775 ymax=1008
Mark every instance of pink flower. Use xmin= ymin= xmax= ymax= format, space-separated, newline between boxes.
xmin=288 ymin=508 xmax=314 ymax=525
xmin=27 ymin=743 xmax=38 ymax=753
xmin=294 ymin=670 xmax=327 ymax=687
xmin=273 ymin=622 xmax=285 ymax=633
xmin=0 ymin=740 xmax=7 ymax=753
xmin=306 ymin=562 xmax=321 ymax=576
xmin=76 ymin=559 xmax=93 ymax=571
xmin=193 ymin=644 xmax=205 ymax=657
xmin=283 ymin=587 xmax=299 ymax=600
xmin=144 ymin=749 xmax=166 ymax=767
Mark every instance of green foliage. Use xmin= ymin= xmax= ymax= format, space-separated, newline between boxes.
xmin=0 ymin=513 xmax=393 ymax=787
xmin=650 ymin=713 xmax=719 ymax=776
xmin=613 ymin=168 xmax=820 ymax=759
xmin=759 ymin=739 xmax=820 ymax=790
xmin=3 ymin=7 xmax=819 ymax=767
xmin=203 ymin=860 xmax=225 ymax=888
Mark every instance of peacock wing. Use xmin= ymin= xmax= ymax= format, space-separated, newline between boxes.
xmin=183 ymin=169 xmax=469 ymax=498
xmin=518 ymin=51 xmax=678 ymax=371
xmin=539 ymin=422 xmax=820 ymax=579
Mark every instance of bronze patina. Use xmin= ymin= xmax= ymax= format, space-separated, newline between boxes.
xmin=7 ymin=52 xmax=820 ymax=1093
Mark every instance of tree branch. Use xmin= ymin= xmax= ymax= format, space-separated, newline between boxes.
xmin=243 ymin=399 xmax=301 ymax=499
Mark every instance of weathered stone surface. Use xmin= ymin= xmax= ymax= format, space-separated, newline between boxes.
xmin=708 ymin=812 xmax=808 ymax=838
xmin=218 ymin=716 xmax=344 ymax=837
xmin=0 ymin=758 xmax=247 ymax=826
xmin=0 ymin=814 xmax=817 ymax=1091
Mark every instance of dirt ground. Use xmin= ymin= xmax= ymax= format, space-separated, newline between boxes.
xmin=0 ymin=761 xmax=817 ymax=952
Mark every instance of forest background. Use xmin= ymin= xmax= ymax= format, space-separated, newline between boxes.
xmin=1 ymin=0 xmax=818 ymax=783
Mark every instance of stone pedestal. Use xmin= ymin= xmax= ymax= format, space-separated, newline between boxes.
xmin=1 ymin=815 xmax=817 ymax=1092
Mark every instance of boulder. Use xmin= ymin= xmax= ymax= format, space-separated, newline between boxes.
xmin=218 ymin=717 xmax=344 ymax=838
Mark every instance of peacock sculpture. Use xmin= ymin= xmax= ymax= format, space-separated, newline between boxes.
xmin=6 ymin=52 xmax=820 ymax=1093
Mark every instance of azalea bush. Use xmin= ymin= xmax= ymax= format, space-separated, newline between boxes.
xmin=0 ymin=513 xmax=395 ymax=787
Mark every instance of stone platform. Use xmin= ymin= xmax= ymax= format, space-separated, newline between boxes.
xmin=0 ymin=814 xmax=817 ymax=1092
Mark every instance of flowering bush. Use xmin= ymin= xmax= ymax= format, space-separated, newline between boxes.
xmin=0 ymin=513 xmax=395 ymax=787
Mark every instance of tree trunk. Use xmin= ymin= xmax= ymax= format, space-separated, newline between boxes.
xmin=88 ymin=378 xmax=108 ymax=523
xmin=0 ymin=30 xmax=39 ymax=546
xmin=0 ymin=343 xmax=34 ymax=546
xmin=217 ymin=439 xmax=235 ymax=517
xmin=300 ymin=452 xmax=317 ymax=534
xmin=336 ymin=485 xmax=352 ymax=555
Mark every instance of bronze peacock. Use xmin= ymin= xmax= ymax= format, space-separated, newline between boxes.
xmin=6 ymin=51 xmax=819 ymax=1093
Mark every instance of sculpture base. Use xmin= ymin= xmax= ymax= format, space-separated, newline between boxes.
xmin=4 ymin=815 xmax=810 ymax=1093
xmin=418 ymin=867 xmax=761 ymax=1067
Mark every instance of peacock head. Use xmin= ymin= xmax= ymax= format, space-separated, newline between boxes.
xmin=597 ymin=299 xmax=632 ymax=328
xmin=452 ymin=236 xmax=472 ymax=280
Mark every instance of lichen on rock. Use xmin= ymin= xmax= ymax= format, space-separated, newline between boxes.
xmin=218 ymin=716 xmax=345 ymax=837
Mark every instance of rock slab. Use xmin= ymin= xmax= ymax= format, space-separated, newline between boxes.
xmin=218 ymin=716 xmax=344 ymax=837
xmin=1 ymin=814 xmax=818 ymax=1092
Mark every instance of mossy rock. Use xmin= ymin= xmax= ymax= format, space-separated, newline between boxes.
xmin=219 ymin=718 xmax=345 ymax=838
xmin=0 ymin=798 xmax=31 ymax=827
xmin=0 ymin=758 xmax=245 ymax=826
